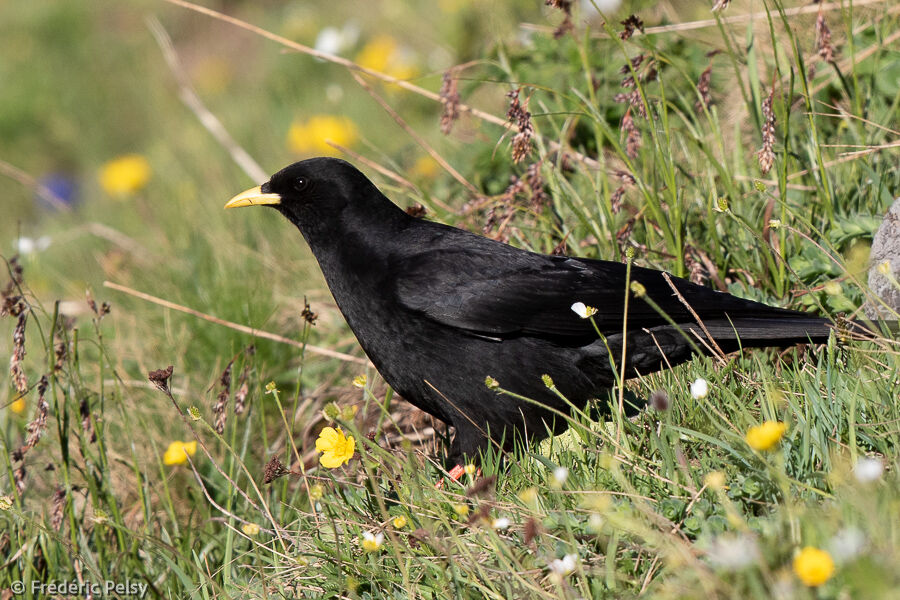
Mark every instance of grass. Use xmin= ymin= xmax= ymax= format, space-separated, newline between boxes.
xmin=2 ymin=0 xmax=900 ymax=597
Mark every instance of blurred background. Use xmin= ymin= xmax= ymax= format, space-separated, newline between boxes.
xmin=1 ymin=0 xmax=541 ymax=378
xmin=2 ymin=1 xmax=899 ymax=595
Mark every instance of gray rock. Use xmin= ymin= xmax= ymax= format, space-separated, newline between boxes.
xmin=865 ymin=196 xmax=900 ymax=319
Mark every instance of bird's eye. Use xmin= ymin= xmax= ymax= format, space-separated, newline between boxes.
xmin=293 ymin=177 xmax=309 ymax=192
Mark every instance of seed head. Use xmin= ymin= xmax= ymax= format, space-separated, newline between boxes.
xmin=439 ymin=68 xmax=461 ymax=135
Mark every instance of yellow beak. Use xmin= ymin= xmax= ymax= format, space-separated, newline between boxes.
xmin=225 ymin=186 xmax=282 ymax=209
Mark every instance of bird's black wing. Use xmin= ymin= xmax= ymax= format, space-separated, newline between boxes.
xmin=392 ymin=245 xmax=801 ymax=343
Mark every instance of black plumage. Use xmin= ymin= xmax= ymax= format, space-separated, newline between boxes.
xmin=226 ymin=158 xmax=839 ymax=461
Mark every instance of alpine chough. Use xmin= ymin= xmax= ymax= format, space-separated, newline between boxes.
xmin=227 ymin=158 xmax=849 ymax=462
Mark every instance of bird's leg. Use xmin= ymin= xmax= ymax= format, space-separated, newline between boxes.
xmin=435 ymin=463 xmax=482 ymax=489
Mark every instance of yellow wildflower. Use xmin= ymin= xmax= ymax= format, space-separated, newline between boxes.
xmin=287 ymin=115 xmax=358 ymax=156
xmin=10 ymin=396 xmax=26 ymax=414
xmin=704 ymin=471 xmax=727 ymax=491
xmin=99 ymin=154 xmax=151 ymax=197
xmin=355 ymin=35 xmax=417 ymax=80
xmin=410 ymin=155 xmax=439 ymax=179
xmin=745 ymin=421 xmax=787 ymax=451
xmin=518 ymin=487 xmax=538 ymax=505
xmin=163 ymin=440 xmax=197 ymax=466
xmin=793 ymin=546 xmax=835 ymax=587
xmin=315 ymin=426 xmax=355 ymax=468
xmin=308 ymin=483 xmax=324 ymax=501
xmin=360 ymin=531 xmax=384 ymax=552
xmin=192 ymin=57 xmax=232 ymax=95
xmin=453 ymin=503 xmax=469 ymax=517
xmin=242 ymin=522 xmax=260 ymax=536
xmin=352 ymin=374 xmax=367 ymax=388
xmin=392 ymin=515 xmax=408 ymax=529
xmin=464 ymin=463 xmax=477 ymax=476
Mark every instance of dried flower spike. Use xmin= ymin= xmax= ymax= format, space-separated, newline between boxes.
xmin=506 ymin=88 xmax=534 ymax=164
xmin=622 ymin=109 xmax=641 ymax=159
xmin=619 ymin=15 xmax=644 ymax=40
xmin=545 ymin=0 xmax=574 ymax=38
xmin=263 ymin=456 xmax=291 ymax=484
xmin=816 ymin=14 xmax=835 ymax=63
xmin=80 ymin=396 xmax=96 ymax=443
xmin=51 ymin=487 xmax=66 ymax=531
xmin=14 ymin=375 xmax=50 ymax=461
xmin=213 ymin=360 xmax=233 ymax=434
xmin=439 ymin=68 xmax=461 ymax=135
xmin=757 ymin=88 xmax=776 ymax=174
xmin=234 ymin=366 xmax=250 ymax=415
xmin=148 ymin=365 xmax=174 ymax=396
xmin=525 ymin=162 xmax=548 ymax=211
xmin=695 ymin=65 xmax=713 ymax=112
xmin=301 ymin=297 xmax=318 ymax=325
xmin=649 ymin=389 xmax=669 ymax=411
xmin=10 ymin=310 xmax=28 ymax=395
xmin=406 ymin=203 xmax=427 ymax=218
xmin=14 ymin=465 xmax=26 ymax=495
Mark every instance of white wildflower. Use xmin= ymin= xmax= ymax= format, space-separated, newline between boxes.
xmin=552 ymin=466 xmax=569 ymax=487
xmin=827 ymin=527 xmax=866 ymax=564
xmin=360 ymin=531 xmax=384 ymax=552
xmin=548 ymin=553 xmax=578 ymax=577
xmin=854 ymin=457 xmax=883 ymax=483
xmin=690 ymin=377 xmax=709 ymax=400
xmin=570 ymin=302 xmax=597 ymax=319
xmin=705 ymin=534 xmax=759 ymax=571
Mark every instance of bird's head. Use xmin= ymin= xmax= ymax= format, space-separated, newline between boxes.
xmin=226 ymin=157 xmax=399 ymax=241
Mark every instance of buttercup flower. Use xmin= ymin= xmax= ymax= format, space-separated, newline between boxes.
xmin=163 ymin=440 xmax=197 ymax=466
xmin=99 ymin=154 xmax=151 ymax=197
xmin=392 ymin=515 xmax=408 ymax=529
xmin=352 ymin=374 xmax=367 ymax=388
xmin=410 ymin=155 xmax=439 ymax=179
xmin=355 ymin=35 xmax=417 ymax=80
xmin=287 ymin=115 xmax=358 ymax=155
xmin=745 ymin=421 xmax=787 ymax=451
xmin=361 ymin=531 xmax=384 ymax=552
xmin=571 ymin=302 xmax=598 ymax=319
xmin=704 ymin=471 xmax=726 ymax=491
xmin=10 ymin=396 xmax=26 ymax=414
xmin=242 ymin=522 xmax=260 ymax=536
xmin=792 ymin=546 xmax=835 ymax=587
xmin=690 ymin=378 xmax=709 ymax=400
xmin=518 ymin=487 xmax=538 ymax=505
xmin=308 ymin=483 xmax=325 ymax=501
xmin=315 ymin=427 xmax=355 ymax=468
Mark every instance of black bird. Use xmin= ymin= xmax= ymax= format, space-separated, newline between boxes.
xmin=226 ymin=158 xmax=843 ymax=463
